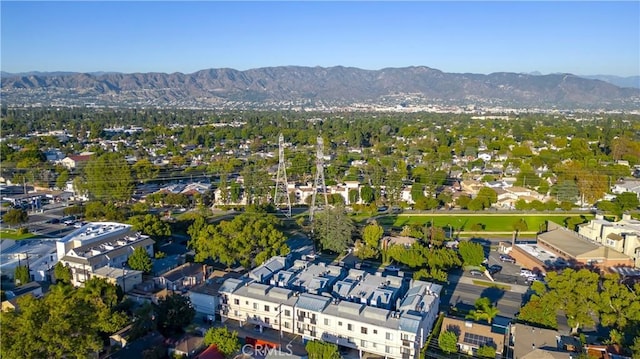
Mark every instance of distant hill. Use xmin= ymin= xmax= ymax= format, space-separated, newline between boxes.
xmin=579 ymin=75 xmax=640 ymax=89
xmin=2 ymin=66 xmax=639 ymax=110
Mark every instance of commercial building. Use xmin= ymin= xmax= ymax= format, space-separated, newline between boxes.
xmin=510 ymin=222 xmax=634 ymax=273
xmin=219 ymin=256 xmax=442 ymax=359
xmin=57 ymin=222 xmax=154 ymax=286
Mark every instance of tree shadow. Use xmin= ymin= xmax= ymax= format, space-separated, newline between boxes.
xmin=480 ymin=286 xmax=506 ymax=307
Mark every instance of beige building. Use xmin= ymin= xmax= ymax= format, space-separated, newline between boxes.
xmin=578 ymin=214 xmax=640 ymax=268
xmin=220 ymin=256 xmax=442 ymax=359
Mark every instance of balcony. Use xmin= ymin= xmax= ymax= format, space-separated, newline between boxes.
xmin=402 ymin=339 xmax=412 ymax=347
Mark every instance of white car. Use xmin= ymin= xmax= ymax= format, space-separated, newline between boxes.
xmin=385 ymin=265 xmax=400 ymax=272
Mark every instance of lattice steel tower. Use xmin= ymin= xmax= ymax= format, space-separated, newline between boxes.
xmin=274 ymin=133 xmax=291 ymax=217
xmin=309 ymin=136 xmax=329 ymax=222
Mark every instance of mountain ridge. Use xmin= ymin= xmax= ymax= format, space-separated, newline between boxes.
xmin=2 ymin=66 xmax=639 ymax=110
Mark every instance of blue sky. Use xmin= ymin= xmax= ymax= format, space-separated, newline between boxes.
xmin=2 ymin=1 xmax=639 ymax=76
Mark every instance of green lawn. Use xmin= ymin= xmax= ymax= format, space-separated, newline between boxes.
xmin=472 ymin=280 xmax=512 ymax=291
xmin=377 ymin=213 xmax=593 ymax=233
xmin=0 ymin=229 xmax=35 ymax=240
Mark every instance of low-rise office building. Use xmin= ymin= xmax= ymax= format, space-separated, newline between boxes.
xmin=220 ymin=256 xmax=442 ymax=359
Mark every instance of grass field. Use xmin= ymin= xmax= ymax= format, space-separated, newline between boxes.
xmin=376 ymin=213 xmax=592 ymax=233
xmin=472 ymin=280 xmax=512 ymax=291
xmin=0 ymin=229 xmax=35 ymax=240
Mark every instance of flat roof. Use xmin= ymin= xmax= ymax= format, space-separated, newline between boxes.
xmin=538 ymin=228 xmax=603 ymax=258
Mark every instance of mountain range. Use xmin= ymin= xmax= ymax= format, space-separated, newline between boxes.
xmin=2 ymin=66 xmax=639 ymax=110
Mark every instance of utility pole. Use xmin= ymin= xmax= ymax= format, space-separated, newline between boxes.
xmin=309 ymin=136 xmax=328 ymax=223
xmin=274 ymin=133 xmax=291 ymax=218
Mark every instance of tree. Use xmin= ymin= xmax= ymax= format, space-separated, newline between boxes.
xmin=312 ymin=206 xmax=355 ymax=254
xmin=458 ymin=241 xmax=485 ymax=266
xmin=155 ymin=294 xmax=195 ymax=336
xmin=518 ymin=297 xmax=558 ymax=329
xmin=466 ymin=297 xmax=500 ymax=324
xmin=55 ymin=170 xmax=69 ymax=190
xmin=128 ymin=214 xmax=171 ymax=238
xmin=438 ymin=330 xmax=458 ymax=354
xmin=362 ymin=222 xmax=384 ymax=249
xmin=545 ymin=268 xmax=600 ymax=333
xmin=3 ymin=208 xmax=28 ymax=228
xmin=477 ymin=187 xmax=498 ymax=208
xmin=305 ymin=340 xmax=341 ymax=359
xmin=128 ymin=247 xmax=152 ymax=273
xmin=53 ymin=262 xmax=71 ymax=284
xmin=132 ymin=158 xmax=159 ymax=183
xmin=82 ymin=153 xmax=133 ymax=202
xmin=614 ymin=192 xmax=640 ymax=211
xmin=348 ymin=188 xmax=359 ymax=205
xmin=467 ymin=198 xmax=485 ymax=211
xmin=203 ymin=327 xmax=240 ymax=358
xmin=477 ymin=344 xmax=497 ymax=358
xmin=598 ymin=274 xmax=640 ymax=333
xmin=512 ymin=218 xmax=529 ymax=241
xmin=14 ymin=265 xmax=30 ymax=286
xmin=0 ymin=281 xmax=127 ymax=359
xmin=360 ymin=185 xmax=375 ymax=204
xmin=189 ymin=212 xmax=289 ymax=268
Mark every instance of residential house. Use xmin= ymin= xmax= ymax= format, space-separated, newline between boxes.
xmin=60 ymin=154 xmax=93 ymax=170
xmin=91 ymin=266 xmax=143 ymax=293
xmin=155 ymin=262 xmax=207 ymax=292
xmin=169 ymin=335 xmax=204 ymax=358
xmin=188 ymin=270 xmax=243 ymax=321
xmin=511 ymin=323 xmax=576 ymax=359
xmin=440 ymin=316 xmax=505 ymax=358
xmin=1 ymin=281 xmax=43 ymax=311
xmin=612 ymin=180 xmax=640 ymax=200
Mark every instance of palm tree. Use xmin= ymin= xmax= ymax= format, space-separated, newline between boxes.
xmin=466 ymin=297 xmax=500 ymax=324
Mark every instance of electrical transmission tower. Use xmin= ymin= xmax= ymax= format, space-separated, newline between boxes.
xmin=274 ymin=133 xmax=291 ymax=217
xmin=309 ymin=136 xmax=329 ymax=222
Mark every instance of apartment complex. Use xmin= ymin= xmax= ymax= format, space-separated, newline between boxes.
xmin=219 ymin=256 xmax=442 ymax=359
xmin=578 ymin=213 xmax=640 ymax=268
xmin=57 ymin=222 xmax=154 ymax=286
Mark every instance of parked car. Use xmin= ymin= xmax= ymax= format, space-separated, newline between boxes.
xmin=469 ymin=269 xmax=484 ymax=276
xmin=385 ymin=265 xmax=400 ymax=272
xmin=488 ymin=264 xmax=503 ymax=274
xmin=499 ymin=254 xmax=516 ymax=263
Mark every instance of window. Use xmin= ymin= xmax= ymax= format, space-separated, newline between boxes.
xmin=361 ymin=327 xmax=368 ymax=334
xmin=347 ymin=323 xmax=353 ymax=331
xmin=372 ymin=343 xmax=377 ymax=349
xmin=338 ymin=321 xmax=343 ymax=326
xmin=284 ymin=309 xmax=291 ymax=317
xmin=253 ymin=303 xmax=258 ymax=310
xmin=264 ymin=305 xmax=270 ymax=312
xmin=284 ymin=322 xmax=290 ymax=329
xmin=324 ymin=318 xmax=329 ymax=325
xmin=385 ymin=345 xmax=391 ymax=354
xmin=234 ymin=299 xmax=239 ymax=305
xmin=373 ymin=329 xmax=378 ymax=334
xmin=361 ymin=340 xmax=367 ymax=347
xmin=245 ymin=301 xmax=249 ymax=305
xmin=386 ymin=332 xmax=393 ymax=340
xmin=234 ymin=310 xmax=239 ymax=316
xmin=265 ymin=318 xmax=270 ymax=324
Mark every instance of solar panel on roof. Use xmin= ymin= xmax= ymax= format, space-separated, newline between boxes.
xmin=463 ymin=332 xmax=494 ymax=347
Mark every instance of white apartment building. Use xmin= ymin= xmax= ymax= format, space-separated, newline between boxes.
xmin=578 ymin=213 xmax=640 ymax=268
xmin=220 ymin=256 xmax=442 ymax=359
xmin=57 ymin=222 xmax=154 ymax=286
